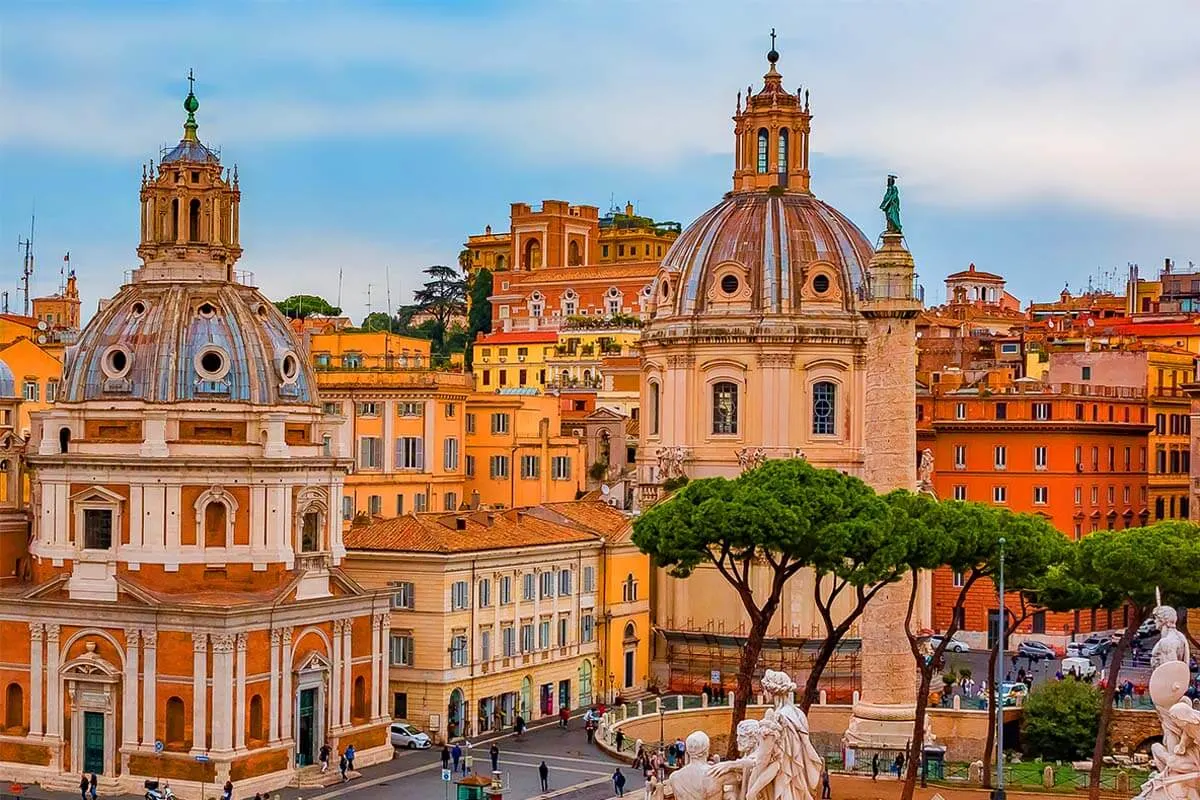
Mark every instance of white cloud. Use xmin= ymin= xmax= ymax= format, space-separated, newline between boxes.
xmin=3 ymin=1 xmax=1200 ymax=222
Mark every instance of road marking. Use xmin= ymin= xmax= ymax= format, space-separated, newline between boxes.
xmin=499 ymin=749 xmax=617 ymax=765
xmin=498 ymin=758 xmax=610 ymax=776
xmin=307 ymin=760 xmax=441 ymax=800
xmin=535 ymin=775 xmax=611 ymax=798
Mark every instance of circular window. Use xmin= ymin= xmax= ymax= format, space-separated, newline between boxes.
xmin=197 ymin=302 xmax=217 ymax=319
xmin=280 ymin=352 xmax=300 ymax=383
xmin=131 ymin=301 xmax=147 ymax=317
xmin=812 ymin=274 xmax=830 ymax=294
xmin=195 ymin=347 xmax=230 ymax=381
xmin=720 ymin=274 xmax=740 ymax=295
xmin=256 ymin=303 xmax=269 ymax=318
xmin=101 ymin=345 xmax=132 ymax=379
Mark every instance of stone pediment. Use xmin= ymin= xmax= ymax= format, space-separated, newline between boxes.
xmin=69 ymin=485 xmax=126 ymax=504
xmin=297 ymin=651 xmax=331 ymax=673
xmin=585 ymin=407 xmax=626 ymax=422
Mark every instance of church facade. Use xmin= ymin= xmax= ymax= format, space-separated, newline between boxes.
xmin=0 ymin=86 xmax=390 ymax=793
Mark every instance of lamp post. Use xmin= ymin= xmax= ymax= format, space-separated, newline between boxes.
xmin=659 ymin=703 xmax=666 ymax=750
xmin=609 ymin=673 xmax=615 ymax=705
xmin=994 ymin=536 xmax=1006 ymax=800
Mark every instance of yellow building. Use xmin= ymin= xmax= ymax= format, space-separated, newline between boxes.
xmin=1146 ymin=346 xmax=1195 ymax=520
xmin=342 ymin=507 xmax=607 ymax=742
xmin=32 ymin=271 xmax=82 ymax=334
xmin=465 ymin=390 xmax=584 ymax=508
xmin=309 ymin=330 xmax=473 ymax=520
xmin=0 ymin=337 xmax=63 ymax=435
xmin=473 ymin=330 xmax=557 ymax=392
xmin=546 ymin=318 xmax=641 ymax=391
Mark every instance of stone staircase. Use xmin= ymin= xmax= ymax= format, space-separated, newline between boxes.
xmin=295 ymin=764 xmax=361 ymax=788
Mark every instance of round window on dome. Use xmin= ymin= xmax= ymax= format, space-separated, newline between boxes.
xmin=720 ymin=274 xmax=740 ymax=295
xmin=131 ymin=301 xmax=147 ymax=317
xmin=256 ymin=304 xmax=269 ymax=318
xmin=101 ymin=345 xmax=133 ymax=379
xmin=812 ymin=274 xmax=831 ymax=294
xmin=195 ymin=347 xmax=230 ymax=381
xmin=197 ymin=302 xmax=217 ymax=319
xmin=280 ymin=352 xmax=300 ymax=384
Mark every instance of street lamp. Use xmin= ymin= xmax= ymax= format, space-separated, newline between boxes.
xmin=609 ymin=673 xmax=615 ymax=705
xmin=659 ymin=703 xmax=666 ymax=749
xmin=993 ymin=536 xmax=1006 ymax=800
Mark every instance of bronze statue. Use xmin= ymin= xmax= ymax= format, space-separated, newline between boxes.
xmin=880 ymin=175 xmax=902 ymax=235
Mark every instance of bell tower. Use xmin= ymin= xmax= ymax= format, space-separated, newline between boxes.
xmin=136 ymin=71 xmax=242 ymax=282
xmin=732 ymin=30 xmax=812 ymax=194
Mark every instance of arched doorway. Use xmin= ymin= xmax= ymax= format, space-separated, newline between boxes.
xmin=622 ymin=622 xmax=639 ymax=691
xmin=448 ymin=688 xmax=466 ymax=739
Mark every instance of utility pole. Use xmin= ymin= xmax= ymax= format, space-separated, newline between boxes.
xmin=16 ymin=212 xmax=35 ymax=316
xmin=993 ymin=537 xmax=1006 ymax=800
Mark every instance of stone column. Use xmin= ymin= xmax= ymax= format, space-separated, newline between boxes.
xmin=234 ymin=634 xmax=247 ymax=749
xmin=341 ymin=619 xmax=352 ymax=727
xmin=268 ymin=629 xmax=281 ymax=743
xmin=378 ymin=613 xmax=390 ymax=720
xmin=279 ymin=629 xmax=293 ymax=742
xmin=211 ymin=634 xmax=235 ymax=752
xmin=330 ymin=620 xmax=343 ymax=730
xmin=191 ymin=633 xmax=208 ymax=753
xmin=29 ymin=623 xmax=44 ymax=736
xmin=369 ymin=615 xmax=382 ymax=720
xmin=45 ymin=624 xmax=61 ymax=737
xmin=142 ymin=631 xmax=157 ymax=745
xmin=123 ymin=628 xmax=140 ymax=747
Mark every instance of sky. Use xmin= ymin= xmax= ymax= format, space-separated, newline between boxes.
xmin=2 ymin=1 xmax=1198 ymax=324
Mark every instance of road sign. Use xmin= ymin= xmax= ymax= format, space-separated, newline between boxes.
xmin=154 ymin=741 xmax=164 ymax=754
xmin=195 ymin=754 xmax=210 ymax=763
xmin=441 ymin=769 xmax=451 ymax=782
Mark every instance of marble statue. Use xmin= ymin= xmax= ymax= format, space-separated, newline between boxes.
xmin=736 ymin=448 xmax=769 ymax=473
xmin=649 ymin=731 xmax=721 ymax=800
xmin=1151 ymin=605 xmax=1191 ymax=670
xmin=1135 ymin=607 xmax=1200 ymax=800
xmin=917 ymin=449 xmax=934 ymax=487
xmin=657 ymin=447 xmax=691 ymax=481
xmin=880 ymin=175 xmax=902 ymax=235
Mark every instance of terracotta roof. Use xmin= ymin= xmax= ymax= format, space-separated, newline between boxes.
xmin=0 ymin=313 xmax=40 ymax=327
xmin=538 ymin=501 xmax=631 ymax=542
xmin=475 ymin=330 xmax=560 ymax=344
xmin=625 ymin=418 xmax=640 ymax=437
xmin=945 ymin=264 xmax=1004 ymax=281
xmin=344 ymin=510 xmax=600 ymax=554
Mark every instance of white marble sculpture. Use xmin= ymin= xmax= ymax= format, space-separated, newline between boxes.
xmin=917 ymin=449 xmax=935 ymax=492
xmin=1134 ymin=605 xmax=1200 ymax=800
xmin=655 ymin=670 xmax=821 ymax=800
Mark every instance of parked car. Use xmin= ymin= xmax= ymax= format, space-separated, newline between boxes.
xmin=1061 ymin=657 xmax=1097 ymax=680
xmin=1000 ymin=682 xmax=1029 ymax=707
xmin=390 ymin=722 xmax=432 ymax=749
xmin=931 ymin=634 xmax=970 ymax=653
xmin=1065 ymin=642 xmax=1084 ymax=658
xmin=1017 ymin=640 xmax=1056 ymax=661
xmin=1079 ymin=634 xmax=1112 ymax=657
xmin=1136 ymin=619 xmax=1158 ymax=639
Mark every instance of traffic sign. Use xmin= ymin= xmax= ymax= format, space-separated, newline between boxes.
xmin=195 ymin=754 xmax=210 ymax=763
xmin=154 ymin=741 xmax=164 ymax=754
xmin=441 ymin=769 xmax=451 ymax=782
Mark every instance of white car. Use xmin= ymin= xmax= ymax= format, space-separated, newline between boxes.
xmin=390 ymin=722 xmax=432 ymax=749
xmin=1062 ymin=657 xmax=1097 ymax=680
xmin=931 ymin=634 xmax=969 ymax=653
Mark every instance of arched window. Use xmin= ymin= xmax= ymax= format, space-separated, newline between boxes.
xmin=623 ymin=622 xmax=637 ymax=641
xmin=756 ymin=129 xmax=769 ymax=174
xmin=568 ymin=240 xmax=582 ymax=266
xmin=812 ymin=381 xmax=837 ymax=435
xmin=777 ymin=128 xmax=790 ymax=174
xmin=622 ymin=574 xmax=638 ymax=602
xmin=495 ymin=255 xmax=506 ymax=270
xmin=188 ymin=198 xmax=201 ymax=242
xmin=165 ymin=696 xmax=186 ymax=746
xmin=170 ymin=198 xmax=179 ymax=241
xmin=712 ymin=381 xmax=738 ymax=435
xmin=204 ymin=501 xmax=227 ymax=548
xmin=300 ymin=511 xmax=320 ymax=553
xmin=353 ymin=675 xmax=367 ymax=722
xmin=523 ymin=238 xmax=541 ymax=270
xmin=58 ymin=427 xmax=71 ymax=454
xmin=4 ymin=682 xmax=22 ymax=731
xmin=249 ymin=694 xmax=264 ymax=742
xmin=599 ymin=430 xmax=611 ymax=465
xmin=648 ymin=381 xmax=660 ymax=436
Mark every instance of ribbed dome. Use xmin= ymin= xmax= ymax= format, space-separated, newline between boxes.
xmin=0 ymin=357 xmax=15 ymax=398
xmin=656 ymin=192 xmax=874 ymax=317
xmin=60 ymin=281 xmax=314 ymax=405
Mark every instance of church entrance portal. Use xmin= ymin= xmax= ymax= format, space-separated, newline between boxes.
xmin=297 ymin=688 xmax=317 ymax=766
xmin=83 ymin=711 xmax=105 ymax=773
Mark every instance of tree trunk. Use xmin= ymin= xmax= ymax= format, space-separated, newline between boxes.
xmin=728 ymin=615 xmax=770 ymax=759
xmin=901 ymin=665 xmax=934 ymax=800
xmin=1088 ymin=606 xmax=1149 ymax=800
xmin=800 ymin=620 xmax=852 ymax=712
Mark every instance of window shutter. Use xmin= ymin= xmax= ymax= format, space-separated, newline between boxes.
xmin=395 ymin=438 xmax=404 ymax=467
xmin=415 ymin=438 xmax=424 ymax=470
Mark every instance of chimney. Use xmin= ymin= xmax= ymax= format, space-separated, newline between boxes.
xmin=625 ymin=202 xmax=634 ymax=216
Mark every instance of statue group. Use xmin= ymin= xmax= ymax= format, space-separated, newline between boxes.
xmin=1135 ymin=605 xmax=1200 ymax=800
xmin=650 ymin=670 xmax=823 ymax=800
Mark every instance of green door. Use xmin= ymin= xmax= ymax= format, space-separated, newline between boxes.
xmin=297 ymin=689 xmax=316 ymax=766
xmin=83 ymin=712 xmax=105 ymax=774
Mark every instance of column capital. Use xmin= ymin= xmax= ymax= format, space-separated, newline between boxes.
xmin=193 ymin=632 xmax=209 ymax=652
xmin=46 ymin=624 xmax=60 ymax=643
xmin=270 ymin=628 xmax=282 ymax=646
xmin=212 ymin=633 xmax=236 ymax=653
xmin=29 ymin=621 xmax=45 ymax=641
xmin=371 ymin=614 xmax=383 ymax=631
xmin=143 ymin=629 xmax=158 ymax=647
xmin=125 ymin=628 xmax=141 ymax=647
xmin=235 ymin=632 xmax=248 ymax=651
xmin=282 ymin=627 xmax=293 ymax=645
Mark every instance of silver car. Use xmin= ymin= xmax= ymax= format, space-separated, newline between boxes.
xmin=390 ymin=722 xmax=432 ymax=749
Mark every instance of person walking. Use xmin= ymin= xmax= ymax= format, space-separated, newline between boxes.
xmin=441 ymin=745 xmax=451 ymax=771
xmin=345 ymin=744 xmax=356 ymax=774
xmin=338 ymin=750 xmax=348 ymax=782
xmin=451 ymin=742 xmax=462 ymax=773
xmin=615 ymin=729 xmax=625 ymax=753
xmin=871 ymin=753 xmax=879 ymax=781
xmin=490 ymin=743 xmax=499 ymax=772
xmin=319 ymin=743 xmax=331 ymax=773
xmin=79 ymin=774 xmax=89 ymax=800
xmin=538 ymin=760 xmax=549 ymax=792
xmin=559 ymin=706 xmax=569 ymax=729
xmin=894 ymin=753 xmax=905 ymax=777
xmin=515 ymin=714 xmax=525 ymax=740
xmin=89 ymin=773 xmax=98 ymax=800
xmin=821 ymin=767 xmax=832 ymax=799
xmin=613 ymin=768 xmax=627 ymax=797
xmin=221 ymin=780 xmax=233 ymax=800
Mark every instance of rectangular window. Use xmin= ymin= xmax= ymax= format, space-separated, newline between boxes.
xmin=481 ymin=370 xmax=491 ymax=387
xmin=414 ymin=493 xmax=427 ymax=513
xmin=499 ymin=576 xmax=512 ymax=605
xmin=489 ymin=455 xmax=510 ymax=479
xmin=1074 ymin=486 xmax=1082 ymax=505
xmin=993 ymin=486 xmax=1007 ymax=504
xmin=1108 ymin=446 xmax=1116 ymax=471
xmin=1124 ymin=447 xmax=1131 ymax=471
xmin=451 ymin=581 xmax=469 ymax=610
xmin=583 ymin=566 xmax=596 ymax=593
xmin=1000 ymin=342 xmax=1020 ymax=354
xmin=1034 ymin=445 xmax=1047 ymax=469
xmin=466 ymin=413 xmax=476 ymax=434
xmin=520 ymin=623 xmax=534 ymax=653
xmin=480 ymin=629 xmax=491 ymax=662
xmin=389 ymin=634 xmax=414 ymax=666
xmin=540 ymin=571 xmax=554 ymax=599
xmin=357 ymin=402 xmax=379 ymax=417
xmin=478 ymin=578 xmax=491 ymax=607
xmin=1032 ymin=402 xmax=1050 ymax=420
xmin=1123 ymin=485 xmax=1130 ymax=503
xmin=521 ymin=455 xmax=541 ymax=479
xmin=581 ymin=614 xmax=595 ymax=643
xmin=551 ymin=456 xmax=572 ymax=480
xmin=558 ymin=617 xmax=568 ymax=647
xmin=538 ymin=620 xmax=551 ymax=649
xmin=450 ymin=635 xmax=468 ymax=667
xmin=558 ymin=570 xmax=572 ymax=596
xmin=1032 ymin=611 xmax=1047 ymax=634
xmin=465 ymin=455 xmax=475 ymax=477
xmin=1034 ymin=486 xmax=1048 ymax=505
xmin=83 ymin=509 xmax=113 ymax=550
xmin=995 ymin=402 xmax=1007 ymax=420
xmin=342 ymin=495 xmax=353 ymax=520
xmin=954 ymin=444 xmax=967 ymax=469
xmin=1091 ymin=446 xmax=1099 ymax=470
xmin=368 ymin=494 xmax=382 ymax=516
xmin=398 ymin=401 xmax=422 ymax=417
xmin=443 ymin=437 xmax=460 ymax=471
xmin=445 ymin=402 xmax=457 ymax=418
xmin=1091 ymin=485 xmax=1099 ymax=504
xmin=396 ymin=494 xmax=405 ymax=515
xmin=955 ymin=402 xmax=966 ymax=420
xmin=358 ymin=436 xmax=382 ymax=469
xmin=46 ymin=379 xmax=59 ymax=403
xmin=322 ymin=401 xmax=342 ymax=416
xmin=713 ymin=381 xmax=739 ymax=435
xmin=1082 ymin=366 xmax=1092 ymax=380
xmin=522 ymin=573 xmax=535 ymax=601
xmin=396 ymin=436 xmax=424 ymax=470
xmin=389 ymin=580 xmax=415 ymax=609
xmin=1108 ymin=485 xmax=1115 ymax=504
xmin=952 ymin=485 xmax=967 ymax=501
xmin=491 ymin=413 xmax=510 ymax=434
xmin=993 ymin=445 xmax=1007 ymax=469
xmin=952 ymin=571 xmax=964 ymax=588
xmin=502 ymin=625 xmax=516 ymax=657
xmin=443 ymin=491 xmax=457 ymax=511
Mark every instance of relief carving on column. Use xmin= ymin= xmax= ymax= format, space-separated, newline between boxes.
xmin=124 ymin=628 xmax=141 ymax=648
xmin=29 ymin=622 xmax=45 ymax=641
xmin=375 ymin=613 xmax=389 ymax=629
xmin=193 ymin=632 xmax=209 ymax=652
xmin=211 ymin=634 xmax=235 ymax=654
xmin=46 ymin=624 xmax=60 ymax=643
xmin=270 ymin=628 xmax=282 ymax=646
xmin=282 ymin=628 xmax=293 ymax=646
xmin=235 ymin=633 xmax=247 ymax=652
xmin=142 ymin=630 xmax=157 ymax=647
xmin=332 ymin=619 xmax=346 ymax=635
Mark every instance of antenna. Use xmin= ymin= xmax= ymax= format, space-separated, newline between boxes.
xmin=60 ymin=251 xmax=69 ymax=295
xmin=385 ymin=267 xmax=393 ymax=355
xmin=336 ymin=267 xmax=343 ymax=311
xmin=365 ymin=283 xmax=373 ymax=328
xmin=16 ymin=210 xmax=34 ymax=316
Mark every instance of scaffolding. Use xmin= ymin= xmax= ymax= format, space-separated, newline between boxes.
xmin=659 ymin=629 xmax=862 ymax=704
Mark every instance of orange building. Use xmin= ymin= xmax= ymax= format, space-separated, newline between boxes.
xmin=32 ymin=271 xmax=82 ymax=335
xmin=919 ymin=375 xmax=1152 ymax=646
xmin=473 ymin=329 xmax=557 ymax=392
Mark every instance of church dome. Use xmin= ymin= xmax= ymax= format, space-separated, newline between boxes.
xmin=0 ymin=356 xmax=16 ymax=398
xmin=59 ymin=281 xmax=314 ymax=406
xmin=655 ymin=191 xmax=873 ymax=317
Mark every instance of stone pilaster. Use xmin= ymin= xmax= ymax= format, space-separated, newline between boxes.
xmin=340 ymin=618 xmax=352 ymax=726
xmin=369 ymin=614 xmax=382 ymax=720
xmin=123 ymin=628 xmax=141 ymax=746
xmin=377 ymin=612 xmax=390 ymax=720
xmin=29 ymin=623 xmax=44 ymax=736
xmin=279 ymin=628 xmax=293 ymax=742
xmin=211 ymin=634 xmax=235 ymax=752
xmin=234 ymin=633 xmax=247 ymax=749
xmin=45 ymin=624 xmax=61 ymax=737
xmin=142 ymin=630 xmax=157 ymax=745
xmin=191 ymin=632 xmax=208 ymax=753
xmin=330 ymin=620 xmax=343 ymax=729
xmin=268 ymin=629 xmax=281 ymax=743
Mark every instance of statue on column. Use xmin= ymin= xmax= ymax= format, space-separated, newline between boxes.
xmin=1134 ymin=603 xmax=1200 ymax=800
xmin=880 ymin=175 xmax=902 ymax=235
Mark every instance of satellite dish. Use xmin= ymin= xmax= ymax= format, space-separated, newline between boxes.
xmin=1046 ymin=319 xmax=1054 ymax=329
xmin=36 ymin=321 xmax=48 ymax=331
xmin=600 ymin=484 xmax=611 ymax=496
xmin=1087 ymin=318 xmax=1096 ymax=328
xmin=36 ymin=335 xmax=47 ymax=345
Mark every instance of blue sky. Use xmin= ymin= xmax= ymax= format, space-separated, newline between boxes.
xmin=2 ymin=1 xmax=1197 ymax=323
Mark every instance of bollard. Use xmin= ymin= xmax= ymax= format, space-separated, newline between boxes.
xmin=952 ymin=695 xmax=961 ymax=710
xmin=637 ymin=700 xmax=644 ymax=716
xmin=852 ymin=690 xmax=860 ymax=705
xmin=701 ymin=693 xmax=708 ymax=708
xmin=1043 ymin=765 xmax=1054 ymax=788
xmin=818 ymin=689 xmax=827 ymax=705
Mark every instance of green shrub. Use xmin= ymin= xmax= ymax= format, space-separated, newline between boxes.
xmin=1020 ymin=679 xmax=1101 ymax=761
